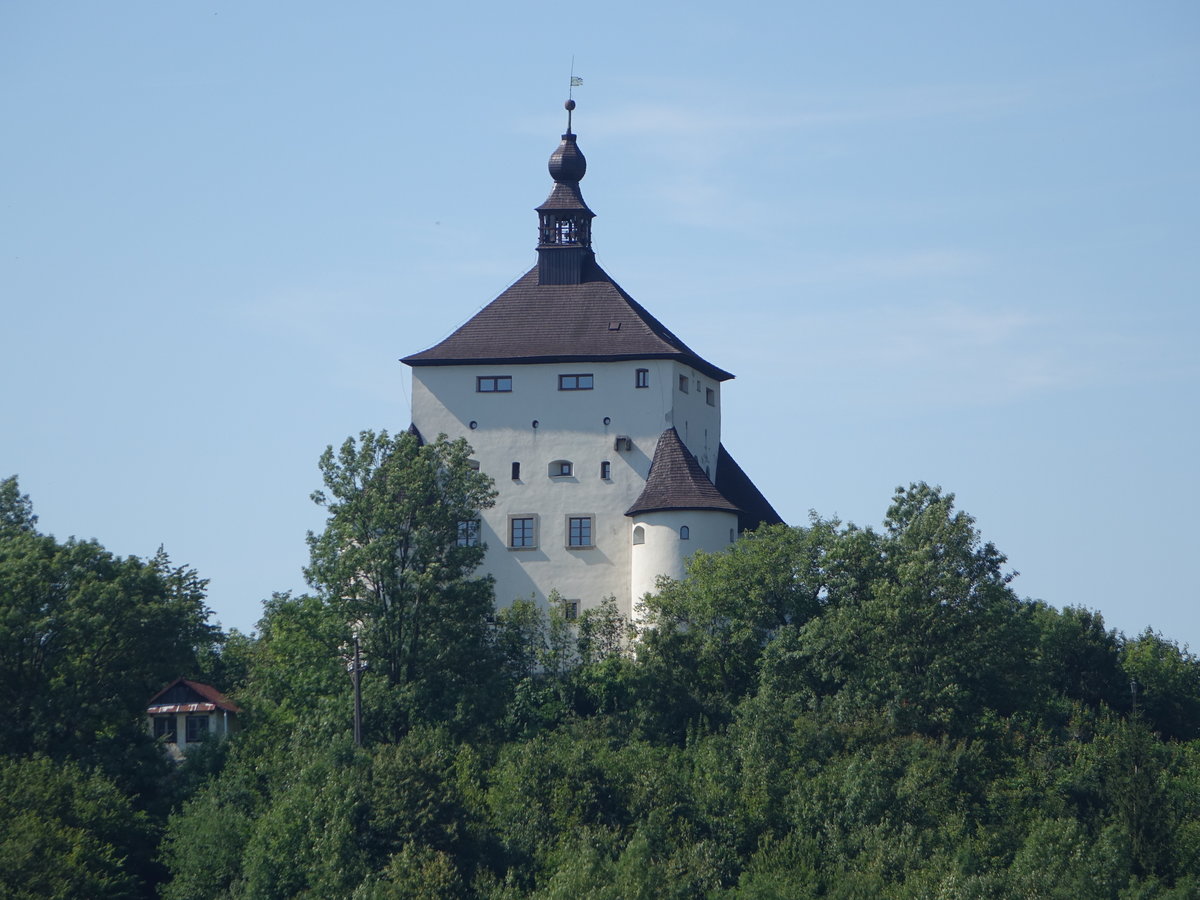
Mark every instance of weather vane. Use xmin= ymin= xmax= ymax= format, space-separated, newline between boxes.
xmin=566 ymin=58 xmax=583 ymax=132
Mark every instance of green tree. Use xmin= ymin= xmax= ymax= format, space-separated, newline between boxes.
xmin=0 ymin=478 xmax=218 ymax=775
xmin=0 ymin=756 xmax=152 ymax=900
xmin=795 ymin=483 xmax=1036 ymax=735
xmin=304 ymin=431 xmax=498 ymax=738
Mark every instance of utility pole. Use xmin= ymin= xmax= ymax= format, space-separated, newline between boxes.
xmin=352 ymin=631 xmax=364 ymax=746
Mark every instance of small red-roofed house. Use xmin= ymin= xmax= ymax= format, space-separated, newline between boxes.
xmin=147 ymin=678 xmax=240 ymax=758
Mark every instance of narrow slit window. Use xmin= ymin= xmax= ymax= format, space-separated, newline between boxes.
xmin=600 ymin=461 xmax=611 ymax=480
xmin=511 ymin=462 xmax=521 ymax=480
xmin=635 ymin=368 xmax=649 ymax=388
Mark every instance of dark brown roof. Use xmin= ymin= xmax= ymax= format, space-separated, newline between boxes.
xmin=625 ymin=428 xmax=741 ymax=517
xmin=402 ymin=261 xmax=734 ymax=382
xmin=147 ymin=678 xmax=241 ymax=714
xmin=715 ymin=444 xmax=785 ymax=532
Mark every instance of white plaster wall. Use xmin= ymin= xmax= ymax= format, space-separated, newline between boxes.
xmin=629 ymin=509 xmax=739 ymax=623
xmin=669 ymin=364 xmax=722 ymax=479
xmin=411 ymin=359 xmax=707 ymax=620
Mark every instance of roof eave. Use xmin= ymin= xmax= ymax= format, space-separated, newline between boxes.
xmin=402 ymin=352 xmax=734 ymax=382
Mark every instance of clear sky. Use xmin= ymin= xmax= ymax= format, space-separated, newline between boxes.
xmin=2 ymin=2 xmax=1197 ymax=648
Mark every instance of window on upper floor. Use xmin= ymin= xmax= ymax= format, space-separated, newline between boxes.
xmin=477 ymin=375 xmax=512 ymax=393
xmin=632 ymin=525 xmax=645 ymax=545
xmin=562 ymin=598 xmax=580 ymax=621
xmin=679 ymin=525 xmax=690 ymax=540
xmin=706 ymin=388 xmax=715 ymax=406
xmin=567 ymin=515 xmax=594 ymax=549
xmin=511 ymin=462 xmax=521 ymax=480
xmin=509 ymin=515 xmax=537 ymax=550
xmin=678 ymin=374 xmax=689 ymax=394
xmin=559 ymin=373 xmax=594 ymax=391
xmin=636 ymin=368 xmax=649 ymax=388
xmin=550 ymin=460 xmax=573 ymax=477
xmin=600 ymin=460 xmax=611 ymax=480
xmin=457 ymin=520 xmax=480 ymax=547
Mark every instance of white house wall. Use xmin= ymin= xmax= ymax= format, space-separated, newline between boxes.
xmin=411 ymin=359 xmax=726 ymax=619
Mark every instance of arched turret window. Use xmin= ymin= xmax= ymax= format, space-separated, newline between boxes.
xmin=679 ymin=525 xmax=690 ymax=540
xmin=632 ymin=525 xmax=645 ymax=545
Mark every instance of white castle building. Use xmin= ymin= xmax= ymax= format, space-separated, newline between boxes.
xmin=403 ymin=103 xmax=780 ymax=622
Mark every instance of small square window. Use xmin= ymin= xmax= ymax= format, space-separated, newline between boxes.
xmin=477 ymin=375 xmax=512 ymax=393
xmin=559 ymin=374 xmax=594 ymax=391
xmin=706 ymin=388 xmax=715 ymax=407
xmin=457 ymin=520 xmax=480 ymax=547
xmin=186 ymin=715 xmax=209 ymax=743
xmin=635 ymin=368 xmax=649 ymax=388
xmin=678 ymin=374 xmax=689 ymax=394
xmin=567 ymin=515 xmax=594 ymax=548
xmin=509 ymin=516 xmax=537 ymax=549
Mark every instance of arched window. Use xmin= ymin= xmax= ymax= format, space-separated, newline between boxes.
xmin=632 ymin=525 xmax=645 ymax=545
xmin=679 ymin=525 xmax=690 ymax=540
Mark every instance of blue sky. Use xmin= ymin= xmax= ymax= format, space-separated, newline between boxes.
xmin=3 ymin=2 xmax=1197 ymax=648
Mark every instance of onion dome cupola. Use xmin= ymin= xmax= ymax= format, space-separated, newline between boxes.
xmin=536 ymin=100 xmax=596 ymax=286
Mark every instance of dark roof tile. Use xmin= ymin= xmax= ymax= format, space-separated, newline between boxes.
xmin=402 ymin=262 xmax=734 ymax=382
xmin=625 ymin=428 xmax=741 ymax=517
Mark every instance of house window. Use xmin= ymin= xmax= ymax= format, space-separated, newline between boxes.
xmin=185 ymin=715 xmax=209 ymax=743
xmin=567 ymin=516 xmax=593 ymax=548
xmin=632 ymin=525 xmax=645 ymax=545
xmin=457 ymin=520 xmax=480 ymax=547
xmin=562 ymin=598 xmax=580 ymax=621
xmin=706 ymin=388 xmax=715 ymax=407
xmin=549 ymin=460 xmax=573 ymax=477
xmin=509 ymin=515 xmax=537 ymax=549
xmin=679 ymin=525 xmax=690 ymax=540
xmin=154 ymin=716 xmax=177 ymax=742
xmin=559 ymin=374 xmax=594 ymax=391
xmin=600 ymin=461 xmax=611 ymax=480
xmin=678 ymin=374 xmax=689 ymax=394
xmin=477 ymin=375 xmax=512 ymax=393
xmin=635 ymin=368 xmax=649 ymax=388
xmin=511 ymin=462 xmax=521 ymax=480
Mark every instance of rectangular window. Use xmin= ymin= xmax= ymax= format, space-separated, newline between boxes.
xmin=153 ymin=716 xmax=177 ymax=742
xmin=567 ymin=515 xmax=593 ymax=548
xmin=600 ymin=461 xmax=611 ymax=480
xmin=511 ymin=462 xmax=521 ymax=480
xmin=562 ymin=599 xmax=580 ymax=622
xmin=477 ymin=375 xmax=512 ymax=393
xmin=457 ymin=520 xmax=480 ymax=547
xmin=509 ymin=516 xmax=537 ymax=549
xmin=706 ymin=387 xmax=716 ymax=406
xmin=558 ymin=374 xmax=594 ymax=391
xmin=678 ymin=374 xmax=689 ymax=394
xmin=552 ymin=461 xmax=573 ymax=477
xmin=635 ymin=368 xmax=649 ymax=388
xmin=185 ymin=715 xmax=209 ymax=743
